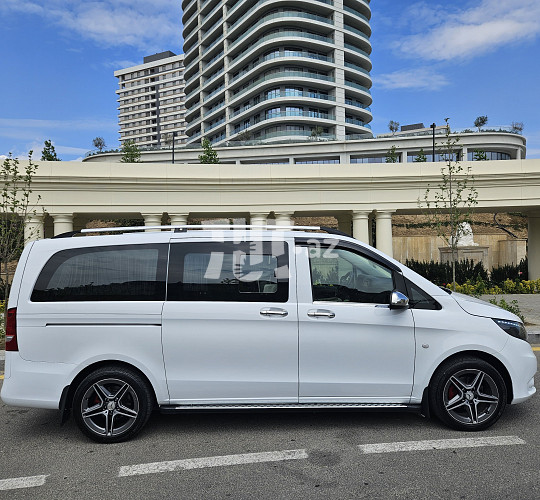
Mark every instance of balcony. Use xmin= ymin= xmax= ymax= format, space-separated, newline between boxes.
xmin=230 ymin=30 xmax=334 ymax=64
xmin=230 ymin=50 xmax=334 ymax=85
xmin=230 ymin=70 xmax=335 ymax=104
xmin=229 ymin=9 xmax=333 ymax=50
xmin=230 ymin=91 xmax=336 ymax=119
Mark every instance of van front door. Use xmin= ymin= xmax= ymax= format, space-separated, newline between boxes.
xmin=296 ymin=244 xmax=415 ymax=403
xmin=162 ymin=238 xmax=298 ymax=404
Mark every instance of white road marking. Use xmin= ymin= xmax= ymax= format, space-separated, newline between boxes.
xmin=0 ymin=475 xmax=48 ymax=491
xmin=119 ymin=449 xmax=308 ymax=477
xmin=358 ymin=435 xmax=526 ymax=454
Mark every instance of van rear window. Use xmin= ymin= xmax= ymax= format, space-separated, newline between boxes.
xmin=31 ymin=244 xmax=168 ymax=302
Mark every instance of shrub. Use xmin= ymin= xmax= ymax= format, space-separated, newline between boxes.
xmin=406 ymin=259 xmax=488 ymax=286
xmin=488 ymin=298 xmax=524 ymax=322
xmin=447 ymin=278 xmax=540 ymax=296
xmin=491 ymin=258 xmax=528 ymax=283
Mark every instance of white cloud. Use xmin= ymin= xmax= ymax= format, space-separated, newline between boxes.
xmin=395 ymin=0 xmax=540 ymax=61
xmin=55 ymin=145 xmax=90 ymax=155
xmin=373 ymin=68 xmax=449 ymax=90
xmin=0 ymin=0 xmax=182 ymax=51
xmin=104 ymin=60 xmax=140 ymax=70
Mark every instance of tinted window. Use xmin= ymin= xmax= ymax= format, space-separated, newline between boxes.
xmin=309 ymin=247 xmax=394 ymax=304
xmin=31 ymin=244 xmax=168 ymax=302
xmin=405 ymin=279 xmax=442 ymax=310
xmin=168 ymin=241 xmax=289 ymax=302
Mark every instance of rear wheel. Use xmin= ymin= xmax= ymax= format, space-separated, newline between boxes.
xmin=430 ymin=357 xmax=507 ymax=431
xmin=72 ymin=367 xmax=153 ymax=443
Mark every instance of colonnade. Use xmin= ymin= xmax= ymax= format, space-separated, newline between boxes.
xmin=23 ymin=209 xmax=397 ymax=258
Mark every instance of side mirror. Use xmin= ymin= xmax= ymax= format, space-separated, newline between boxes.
xmin=390 ymin=291 xmax=409 ymax=309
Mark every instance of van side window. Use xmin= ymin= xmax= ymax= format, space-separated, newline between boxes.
xmin=309 ymin=247 xmax=394 ymax=304
xmin=405 ymin=279 xmax=442 ymax=310
xmin=167 ymin=241 xmax=289 ymax=302
xmin=31 ymin=244 xmax=168 ymax=302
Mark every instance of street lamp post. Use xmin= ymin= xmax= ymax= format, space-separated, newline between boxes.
xmin=430 ymin=123 xmax=436 ymax=162
xmin=171 ymin=131 xmax=178 ymax=164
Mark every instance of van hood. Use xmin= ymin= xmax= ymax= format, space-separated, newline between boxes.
xmin=450 ymin=292 xmax=521 ymax=322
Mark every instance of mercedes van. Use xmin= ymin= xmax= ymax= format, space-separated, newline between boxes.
xmin=1 ymin=225 xmax=536 ymax=442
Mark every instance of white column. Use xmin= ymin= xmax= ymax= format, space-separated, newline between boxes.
xmin=169 ymin=214 xmax=189 ymax=227
xmin=352 ymin=211 xmax=370 ymax=243
xmin=250 ymin=212 xmax=267 ymax=227
xmin=336 ymin=212 xmax=352 ymax=235
xmin=528 ymin=213 xmax=540 ymax=280
xmin=375 ymin=210 xmax=395 ymax=258
xmin=24 ymin=214 xmax=44 ymax=243
xmin=462 ymin=147 xmax=468 ymax=162
xmin=400 ymin=150 xmax=408 ymax=163
xmin=274 ymin=212 xmax=293 ymax=226
xmin=52 ymin=214 xmax=74 ymax=236
xmin=142 ymin=213 xmax=163 ymax=231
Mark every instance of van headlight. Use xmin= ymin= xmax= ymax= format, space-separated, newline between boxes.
xmin=492 ymin=318 xmax=528 ymax=341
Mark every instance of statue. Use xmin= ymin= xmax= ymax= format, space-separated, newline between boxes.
xmin=451 ymin=222 xmax=478 ymax=247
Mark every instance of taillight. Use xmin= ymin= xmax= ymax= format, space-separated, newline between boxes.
xmin=5 ymin=307 xmax=18 ymax=351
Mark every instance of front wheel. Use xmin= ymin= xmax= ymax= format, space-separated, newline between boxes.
xmin=430 ymin=357 xmax=507 ymax=431
xmin=72 ymin=366 xmax=154 ymax=443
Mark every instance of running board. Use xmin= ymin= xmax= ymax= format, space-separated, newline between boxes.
xmin=160 ymin=403 xmax=421 ymax=413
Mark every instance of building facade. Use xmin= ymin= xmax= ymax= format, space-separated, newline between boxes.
xmin=84 ymin=128 xmax=526 ymax=164
xmin=114 ymin=51 xmax=187 ymax=148
xmin=182 ymin=0 xmax=373 ymax=146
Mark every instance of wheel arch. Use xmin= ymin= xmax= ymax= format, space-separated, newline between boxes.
xmin=60 ymin=360 xmax=158 ymax=422
xmin=422 ymin=350 xmax=514 ymax=410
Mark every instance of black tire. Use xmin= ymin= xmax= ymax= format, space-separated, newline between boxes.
xmin=429 ymin=356 xmax=507 ymax=431
xmin=72 ymin=366 xmax=154 ymax=443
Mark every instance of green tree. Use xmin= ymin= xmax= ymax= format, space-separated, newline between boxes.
xmin=388 ymin=120 xmax=400 ymax=135
xmin=120 ymin=140 xmax=142 ymax=163
xmin=473 ymin=149 xmax=488 ymax=161
xmin=41 ymin=140 xmax=60 ymax=161
xmin=474 ymin=115 xmax=488 ymax=132
xmin=198 ymin=138 xmax=220 ymax=164
xmin=414 ymin=148 xmax=427 ymax=162
xmin=1 ymin=152 xmax=41 ymax=331
xmin=310 ymin=126 xmax=324 ymax=141
xmin=236 ymin=130 xmax=252 ymax=142
xmin=92 ymin=137 xmax=106 ymax=152
xmin=385 ymin=145 xmax=398 ymax=163
xmin=511 ymin=121 xmax=524 ymax=134
xmin=420 ymin=118 xmax=479 ymax=290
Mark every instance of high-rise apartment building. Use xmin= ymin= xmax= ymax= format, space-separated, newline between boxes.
xmin=115 ymin=51 xmax=187 ymax=147
xmin=182 ymin=0 xmax=373 ymax=145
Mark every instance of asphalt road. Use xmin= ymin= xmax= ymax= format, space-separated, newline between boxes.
xmin=0 ymin=351 xmax=539 ymax=500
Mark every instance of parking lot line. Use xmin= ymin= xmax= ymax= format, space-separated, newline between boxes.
xmin=0 ymin=475 xmax=48 ymax=491
xmin=532 ymin=346 xmax=540 ymax=351
xmin=119 ymin=449 xmax=308 ymax=477
xmin=358 ymin=435 xmax=525 ymax=454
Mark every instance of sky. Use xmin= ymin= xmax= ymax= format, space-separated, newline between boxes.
xmin=1 ymin=0 xmax=539 ymax=161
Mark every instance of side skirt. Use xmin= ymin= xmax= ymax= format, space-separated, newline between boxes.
xmin=160 ymin=403 xmax=422 ymax=414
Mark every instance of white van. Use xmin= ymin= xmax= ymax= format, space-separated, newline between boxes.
xmin=1 ymin=225 xmax=536 ymax=443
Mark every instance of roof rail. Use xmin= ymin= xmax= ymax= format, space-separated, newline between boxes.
xmin=53 ymin=225 xmax=351 ymax=238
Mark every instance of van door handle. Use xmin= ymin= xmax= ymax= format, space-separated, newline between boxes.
xmin=307 ymin=309 xmax=336 ymax=319
xmin=260 ymin=307 xmax=288 ymax=317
